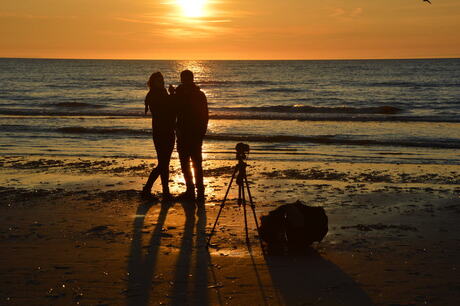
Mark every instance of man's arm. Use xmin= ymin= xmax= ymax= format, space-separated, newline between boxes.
xmin=200 ymin=92 xmax=209 ymax=136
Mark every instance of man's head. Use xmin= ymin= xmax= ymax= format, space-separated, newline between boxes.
xmin=180 ymin=70 xmax=194 ymax=84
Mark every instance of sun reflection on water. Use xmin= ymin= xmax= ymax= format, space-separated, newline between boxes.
xmin=173 ymin=60 xmax=207 ymax=77
xmin=172 ymin=60 xmax=213 ymax=96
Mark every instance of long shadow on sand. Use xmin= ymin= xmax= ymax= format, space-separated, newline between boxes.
xmin=126 ymin=198 xmax=168 ymax=305
xmin=126 ymin=198 xmax=210 ymax=306
xmin=266 ymin=249 xmax=374 ymax=306
xmin=170 ymin=202 xmax=209 ymax=305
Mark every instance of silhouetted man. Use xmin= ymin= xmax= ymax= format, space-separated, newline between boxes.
xmin=175 ymin=70 xmax=208 ymax=200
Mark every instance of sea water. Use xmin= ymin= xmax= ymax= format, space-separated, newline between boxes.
xmin=1 ymin=58 xmax=459 ymax=164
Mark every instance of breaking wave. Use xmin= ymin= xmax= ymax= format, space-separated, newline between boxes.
xmin=57 ymin=127 xmax=150 ymax=136
xmin=361 ymin=81 xmax=460 ymax=88
xmin=54 ymin=127 xmax=460 ymax=149
xmin=214 ymin=105 xmax=403 ymax=114
xmin=259 ymin=88 xmax=306 ymax=93
xmin=50 ymin=102 xmax=106 ymax=108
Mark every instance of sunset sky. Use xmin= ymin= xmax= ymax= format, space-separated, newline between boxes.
xmin=1 ymin=0 xmax=459 ymax=59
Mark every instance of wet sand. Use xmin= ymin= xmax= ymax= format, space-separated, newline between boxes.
xmin=1 ymin=156 xmax=459 ymax=305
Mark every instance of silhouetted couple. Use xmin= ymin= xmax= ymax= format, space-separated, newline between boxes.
xmin=142 ymin=70 xmax=208 ymax=201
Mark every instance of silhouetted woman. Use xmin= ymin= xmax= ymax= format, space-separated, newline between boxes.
xmin=142 ymin=72 xmax=176 ymax=199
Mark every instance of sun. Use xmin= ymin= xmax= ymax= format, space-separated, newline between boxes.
xmin=176 ymin=0 xmax=207 ymax=18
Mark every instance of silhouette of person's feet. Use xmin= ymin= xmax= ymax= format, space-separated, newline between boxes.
xmin=196 ymin=190 xmax=205 ymax=202
xmin=162 ymin=191 xmax=173 ymax=201
xmin=141 ymin=186 xmax=158 ymax=200
xmin=141 ymin=186 xmax=151 ymax=196
xmin=176 ymin=189 xmax=195 ymax=201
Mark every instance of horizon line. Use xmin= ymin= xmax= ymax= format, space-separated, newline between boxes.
xmin=1 ymin=56 xmax=460 ymax=61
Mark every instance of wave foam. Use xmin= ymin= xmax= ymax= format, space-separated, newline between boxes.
xmin=214 ymin=105 xmax=403 ymax=114
xmin=54 ymin=127 xmax=460 ymax=149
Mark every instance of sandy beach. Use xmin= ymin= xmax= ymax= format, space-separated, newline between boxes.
xmin=1 ymin=156 xmax=459 ymax=305
xmin=2 ymin=0 xmax=460 ymax=302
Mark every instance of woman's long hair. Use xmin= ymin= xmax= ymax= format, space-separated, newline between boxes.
xmin=147 ymin=72 xmax=164 ymax=90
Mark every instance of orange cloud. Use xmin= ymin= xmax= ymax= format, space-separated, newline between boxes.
xmin=330 ymin=7 xmax=363 ymax=20
xmin=1 ymin=0 xmax=459 ymax=59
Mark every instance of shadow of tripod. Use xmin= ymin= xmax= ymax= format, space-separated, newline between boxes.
xmin=207 ymin=144 xmax=264 ymax=253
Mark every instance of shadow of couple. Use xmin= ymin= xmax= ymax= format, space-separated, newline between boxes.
xmin=126 ymin=198 xmax=373 ymax=305
xmin=126 ymin=198 xmax=210 ymax=306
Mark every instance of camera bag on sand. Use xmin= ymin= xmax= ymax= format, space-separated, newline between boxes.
xmin=259 ymin=200 xmax=328 ymax=255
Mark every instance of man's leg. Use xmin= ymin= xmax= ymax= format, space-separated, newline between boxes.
xmin=190 ymin=139 xmax=204 ymax=199
xmin=177 ymin=139 xmax=195 ymax=197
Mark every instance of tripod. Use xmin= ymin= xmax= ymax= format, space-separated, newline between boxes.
xmin=207 ymin=157 xmax=264 ymax=252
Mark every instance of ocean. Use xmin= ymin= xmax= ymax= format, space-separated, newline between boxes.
xmin=1 ymin=58 xmax=459 ymax=165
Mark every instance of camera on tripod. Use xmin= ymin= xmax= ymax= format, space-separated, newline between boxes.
xmin=235 ymin=142 xmax=250 ymax=161
xmin=208 ymin=142 xmax=264 ymax=253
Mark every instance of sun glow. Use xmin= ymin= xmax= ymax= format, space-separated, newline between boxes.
xmin=176 ymin=0 xmax=207 ymax=18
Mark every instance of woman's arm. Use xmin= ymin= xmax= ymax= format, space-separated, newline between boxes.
xmin=144 ymin=92 xmax=151 ymax=115
xmin=168 ymin=84 xmax=175 ymax=95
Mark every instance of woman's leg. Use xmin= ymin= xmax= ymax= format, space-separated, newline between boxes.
xmin=154 ymin=134 xmax=175 ymax=195
xmin=143 ymin=134 xmax=164 ymax=193
xmin=158 ymin=138 xmax=174 ymax=194
xmin=144 ymin=167 xmax=160 ymax=192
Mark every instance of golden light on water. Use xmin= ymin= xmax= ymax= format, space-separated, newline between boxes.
xmin=176 ymin=0 xmax=207 ymax=18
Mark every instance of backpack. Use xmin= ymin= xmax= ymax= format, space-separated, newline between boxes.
xmin=259 ymin=201 xmax=328 ymax=255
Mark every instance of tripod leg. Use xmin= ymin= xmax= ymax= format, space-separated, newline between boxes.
xmin=244 ymin=175 xmax=265 ymax=254
xmin=241 ymin=184 xmax=250 ymax=244
xmin=244 ymin=176 xmax=260 ymax=228
xmin=238 ymin=182 xmax=242 ymax=206
xmin=207 ymin=166 xmax=238 ymax=247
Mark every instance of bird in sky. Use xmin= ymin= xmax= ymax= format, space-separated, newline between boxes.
xmin=423 ymin=0 xmax=432 ymax=4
